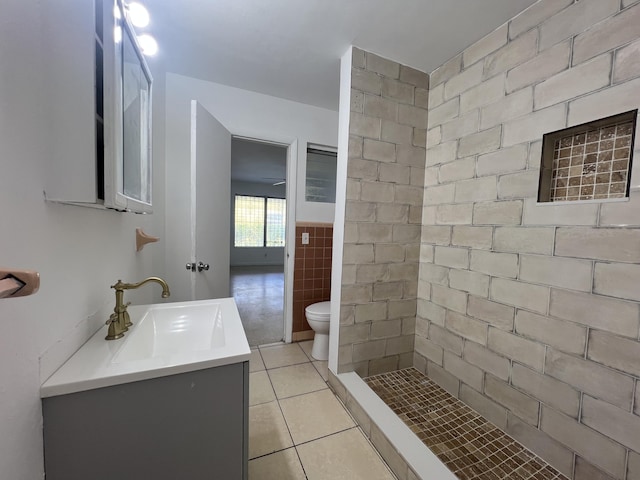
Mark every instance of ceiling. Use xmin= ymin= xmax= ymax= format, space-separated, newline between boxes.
xmin=144 ymin=0 xmax=538 ymax=111
xmin=231 ymin=138 xmax=287 ymax=184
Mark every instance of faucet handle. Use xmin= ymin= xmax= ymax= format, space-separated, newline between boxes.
xmin=106 ymin=313 xmax=118 ymax=326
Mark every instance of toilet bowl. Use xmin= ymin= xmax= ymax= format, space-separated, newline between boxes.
xmin=305 ymin=301 xmax=331 ymax=361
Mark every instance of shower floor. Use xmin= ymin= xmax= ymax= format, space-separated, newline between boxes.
xmin=364 ymin=368 xmax=568 ymax=480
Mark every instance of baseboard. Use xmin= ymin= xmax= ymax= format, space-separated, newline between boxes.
xmin=292 ymin=330 xmax=314 ymax=342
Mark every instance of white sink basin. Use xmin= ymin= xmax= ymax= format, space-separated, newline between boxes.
xmin=41 ymin=298 xmax=250 ymax=398
xmin=113 ymin=303 xmax=225 ymax=363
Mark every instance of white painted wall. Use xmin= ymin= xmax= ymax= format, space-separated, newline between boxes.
xmin=0 ymin=1 xmax=165 ymax=478
xmin=165 ymin=73 xmax=339 ymax=223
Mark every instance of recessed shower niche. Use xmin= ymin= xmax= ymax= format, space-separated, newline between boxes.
xmin=538 ymin=110 xmax=637 ymax=203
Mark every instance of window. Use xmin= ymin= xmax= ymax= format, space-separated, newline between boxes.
xmin=538 ymin=110 xmax=637 ymax=202
xmin=305 ymin=145 xmax=337 ymax=203
xmin=234 ymin=195 xmax=286 ymax=247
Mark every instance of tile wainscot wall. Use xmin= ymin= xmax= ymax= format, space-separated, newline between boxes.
xmin=293 ymin=223 xmax=333 ymax=338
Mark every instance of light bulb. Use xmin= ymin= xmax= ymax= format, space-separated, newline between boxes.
xmin=127 ymin=2 xmax=150 ymax=28
xmin=137 ymin=34 xmax=158 ymax=56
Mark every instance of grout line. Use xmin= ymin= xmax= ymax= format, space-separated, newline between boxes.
xmin=355 ymin=425 xmax=401 ymax=480
xmin=272 ymin=385 xmax=330 ymax=402
xmin=292 ymin=445 xmax=310 ymax=480
xmin=248 ymin=445 xmax=297 ymax=462
xmin=310 ymin=360 xmax=330 ymax=381
xmin=263 ymin=359 xmax=312 ymax=372
xmin=252 ymin=348 xmax=398 ymax=478
xmin=292 ymin=425 xmax=359 ymax=449
xmin=270 ymin=382 xmax=297 ymax=455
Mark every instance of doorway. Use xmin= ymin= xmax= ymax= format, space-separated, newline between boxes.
xmin=230 ymin=137 xmax=290 ymax=346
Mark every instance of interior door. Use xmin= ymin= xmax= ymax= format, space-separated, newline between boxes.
xmin=189 ymin=100 xmax=231 ymax=300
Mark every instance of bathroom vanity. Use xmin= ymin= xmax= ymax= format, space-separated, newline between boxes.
xmin=41 ymin=298 xmax=250 ymax=480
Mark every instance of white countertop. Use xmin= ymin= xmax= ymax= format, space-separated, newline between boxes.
xmin=41 ymin=298 xmax=251 ymax=398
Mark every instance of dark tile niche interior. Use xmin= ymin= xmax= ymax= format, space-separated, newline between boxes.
xmin=538 ymin=110 xmax=637 ymax=203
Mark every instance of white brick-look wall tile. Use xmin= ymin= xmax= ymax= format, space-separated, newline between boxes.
xmin=541 ymin=406 xmax=626 ymax=478
xmin=511 ymin=363 xmax=580 ymax=418
xmin=568 ymin=76 xmax=640 ymax=126
xmin=463 ymin=24 xmax=508 ymax=69
xmin=506 ymin=414 xmax=575 ymax=477
xmin=481 ymin=87 xmax=533 ymax=130
xmin=485 ymin=374 xmax=540 ymax=426
xmin=508 ymin=0 xmax=573 ymax=40
xmin=614 ymin=38 xmax=640 ymax=84
xmin=539 ymin=0 xmax=619 ymax=52
xmin=515 ymin=310 xmax=586 ymax=356
xmin=533 ymin=53 xmax=611 ymax=110
xmin=506 ymin=41 xmax=571 ymax=94
xmin=415 ymin=2 xmax=640 ymax=478
xmin=484 ymin=29 xmax=538 ymax=78
xmin=340 ymin=48 xmax=428 ymax=377
xmin=460 ymin=384 xmax=508 ymax=429
xmin=572 ymin=2 xmax=640 ymax=66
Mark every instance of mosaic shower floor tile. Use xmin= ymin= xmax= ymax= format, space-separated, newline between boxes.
xmin=365 ymin=368 xmax=568 ymax=480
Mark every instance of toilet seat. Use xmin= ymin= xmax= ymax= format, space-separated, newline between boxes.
xmin=305 ymin=301 xmax=331 ymax=321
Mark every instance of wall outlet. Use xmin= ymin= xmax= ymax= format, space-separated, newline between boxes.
xmin=302 ymin=232 xmax=310 ymax=245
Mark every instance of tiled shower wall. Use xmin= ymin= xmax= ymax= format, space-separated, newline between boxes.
xmin=293 ymin=223 xmax=332 ymax=335
xmin=416 ymin=1 xmax=640 ymax=479
xmin=338 ymin=48 xmax=429 ymax=376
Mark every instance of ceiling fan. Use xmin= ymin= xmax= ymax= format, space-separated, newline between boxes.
xmin=263 ymin=177 xmax=286 ymax=186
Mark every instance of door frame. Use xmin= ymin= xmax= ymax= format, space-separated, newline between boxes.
xmin=231 ymin=133 xmax=297 ymax=344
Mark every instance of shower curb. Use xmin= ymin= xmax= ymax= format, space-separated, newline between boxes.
xmin=328 ymin=370 xmax=458 ymax=480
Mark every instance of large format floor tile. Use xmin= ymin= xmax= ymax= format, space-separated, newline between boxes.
xmin=268 ymin=363 xmax=327 ymax=399
xmin=297 ymin=428 xmax=396 ymax=480
xmin=298 ymin=340 xmax=314 ymax=359
xmin=312 ymin=361 xmax=328 ymax=381
xmin=279 ymin=389 xmax=355 ymax=444
xmin=260 ymin=343 xmax=310 ymax=369
xmin=250 ymin=371 xmax=276 ymax=406
xmin=249 ymin=349 xmax=265 ymax=372
xmin=246 ymin=341 xmax=397 ymax=479
xmin=248 ymin=447 xmax=306 ymax=480
xmin=249 ymin=401 xmax=293 ymax=459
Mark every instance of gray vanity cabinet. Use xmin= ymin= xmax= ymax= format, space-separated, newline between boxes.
xmin=42 ymin=362 xmax=249 ymax=480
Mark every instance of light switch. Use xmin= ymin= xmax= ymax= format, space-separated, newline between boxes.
xmin=302 ymin=232 xmax=310 ymax=245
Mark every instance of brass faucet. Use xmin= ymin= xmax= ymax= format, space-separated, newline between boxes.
xmin=105 ymin=277 xmax=171 ymax=340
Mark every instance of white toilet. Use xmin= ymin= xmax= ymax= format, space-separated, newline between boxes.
xmin=305 ymin=301 xmax=331 ymax=361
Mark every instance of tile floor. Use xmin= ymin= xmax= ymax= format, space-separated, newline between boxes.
xmin=365 ymin=369 xmax=567 ymax=480
xmin=249 ymin=341 xmax=397 ymax=480
xmin=231 ymin=265 xmax=285 ymax=346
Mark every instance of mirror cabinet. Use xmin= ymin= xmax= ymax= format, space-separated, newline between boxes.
xmin=45 ymin=0 xmax=153 ymax=213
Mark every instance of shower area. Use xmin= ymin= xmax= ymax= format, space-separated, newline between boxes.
xmin=329 ymin=3 xmax=640 ymax=475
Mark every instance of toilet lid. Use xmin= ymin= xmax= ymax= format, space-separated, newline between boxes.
xmin=305 ymin=301 xmax=331 ymax=317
